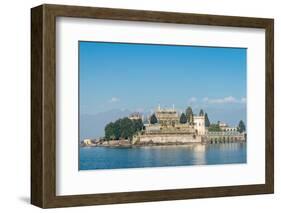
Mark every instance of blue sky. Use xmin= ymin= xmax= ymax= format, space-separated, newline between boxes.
xmin=79 ymin=41 xmax=246 ymax=138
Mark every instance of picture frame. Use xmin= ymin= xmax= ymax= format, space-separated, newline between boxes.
xmin=31 ymin=4 xmax=274 ymax=208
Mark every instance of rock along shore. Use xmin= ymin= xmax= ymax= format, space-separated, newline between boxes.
xmin=80 ymin=139 xmax=246 ymax=148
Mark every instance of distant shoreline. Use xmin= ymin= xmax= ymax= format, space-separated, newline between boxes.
xmin=80 ymin=140 xmax=246 ymax=148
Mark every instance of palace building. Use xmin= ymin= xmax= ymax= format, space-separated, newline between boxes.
xmin=155 ymin=105 xmax=179 ymax=126
xmin=132 ymin=105 xmax=206 ymax=144
xmin=145 ymin=105 xmax=205 ymax=135
xmin=131 ymin=105 xmax=245 ymax=145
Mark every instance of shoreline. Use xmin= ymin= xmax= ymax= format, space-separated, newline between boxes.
xmin=80 ymin=140 xmax=246 ymax=148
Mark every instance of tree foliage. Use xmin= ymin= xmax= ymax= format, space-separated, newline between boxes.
xmin=150 ymin=114 xmax=158 ymax=124
xmin=179 ymin=113 xmax=187 ymax=124
xmin=185 ymin=107 xmax=194 ymax=124
xmin=104 ymin=118 xmax=144 ymax=140
xmin=208 ymin=124 xmax=221 ymax=132
xmin=237 ymin=120 xmax=246 ymax=133
xmin=120 ymin=118 xmax=135 ymax=139
xmin=104 ymin=122 xmax=115 ymax=140
xmin=205 ymin=113 xmax=210 ymax=127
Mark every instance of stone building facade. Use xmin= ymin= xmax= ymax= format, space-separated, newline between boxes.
xmin=193 ymin=115 xmax=206 ymax=135
xmin=133 ymin=106 xmax=204 ymax=144
xmin=132 ymin=105 xmax=245 ymax=145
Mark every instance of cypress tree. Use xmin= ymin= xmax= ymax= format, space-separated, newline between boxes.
xmin=205 ymin=113 xmax=210 ymax=127
xmin=237 ymin=120 xmax=246 ymax=133
xmin=179 ymin=113 xmax=187 ymax=124
xmin=150 ymin=114 xmax=158 ymax=124
xmin=185 ymin=107 xmax=194 ymax=124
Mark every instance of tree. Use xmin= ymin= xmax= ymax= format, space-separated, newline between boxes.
xmin=120 ymin=118 xmax=134 ymax=139
xmin=237 ymin=120 xmax=246 ymax=133
xmin=113 ymin=119 xmax=122 ymax=140
xmin=185 ymin=107 xmax=194 ymax=124
xmin=205 ymin=113 xmax=210 ymax=127
xmin=199 ymin=109 xmax=204 ymax=116
xmin=104 ymin=122 xmax=115 ymax=140
xmin=133 ymin=119 xmax=144 ymax=132
xmin=104 ymin=117 xmax=144 ymax=141
xmin=150 ymin=114 xmax=158 ymax=124
xmin=179 ymin=113 xmax=187 ymax=124
xmin=208 ymin=124 xmax=221 ymax=132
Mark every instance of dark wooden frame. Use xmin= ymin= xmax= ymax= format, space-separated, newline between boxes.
xmin=31 ymin=4 xmax=274 ymax=208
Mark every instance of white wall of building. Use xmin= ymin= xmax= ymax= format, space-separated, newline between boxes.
xmin=194 ymin=116 xmax=206 ymax=135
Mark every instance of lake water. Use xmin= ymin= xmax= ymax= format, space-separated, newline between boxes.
xmin=79 ymin=143 xmax=246 ymax=170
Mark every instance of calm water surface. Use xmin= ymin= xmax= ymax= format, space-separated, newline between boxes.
xmin=79 ymin=143 xmax=246 ymax=170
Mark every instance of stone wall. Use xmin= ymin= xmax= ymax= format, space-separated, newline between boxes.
xmin=133 ymin=133 xmax=202 ymax=144
xmin=206 ymin=132 xmax=246 ymax=143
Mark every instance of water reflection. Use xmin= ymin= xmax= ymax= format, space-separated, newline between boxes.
xmin=79 ymin=142 xmax=246 ymax=170
xmin=190 ymin=144 xmax=206 ymax=165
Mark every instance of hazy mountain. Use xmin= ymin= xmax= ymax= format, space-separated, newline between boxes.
xmin=79 ymin=109 xmax=132 ymax=141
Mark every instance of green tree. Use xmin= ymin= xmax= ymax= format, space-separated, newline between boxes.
xmin=237 ymin=120 xmax=246 ymax=133
xmin=150 ymin=114 xmax=158 ymax=124
xmin=113 ymin=119 xmax=122 ymax=140
xmin=133 ymin=119 xmax=144 ymax=132
xmin=120 ymin=118 xmax=134 ymax=139
xmin=104 ymin=117 xmax=144 ymax=141
xmin=185 ymin=107 xmax=194 ymax=124
xmin=104 ymin=122 xmax=115 ymax=140
xmin=179 ymin=113 xmax=187 ymax=124
xmin=205 ymin=113 xmax=210 ymax=127
xmin=199 ymin=109 xmax=204 ymax=116
xmin=208 ymin=124 xmax=221 ymax=132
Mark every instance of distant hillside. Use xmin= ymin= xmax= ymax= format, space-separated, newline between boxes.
xmin=79 ymin=109 xmax=131 ymax=141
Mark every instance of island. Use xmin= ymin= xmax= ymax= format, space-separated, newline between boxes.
xmin=80 ymin=105 xmax=246 ymax=147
